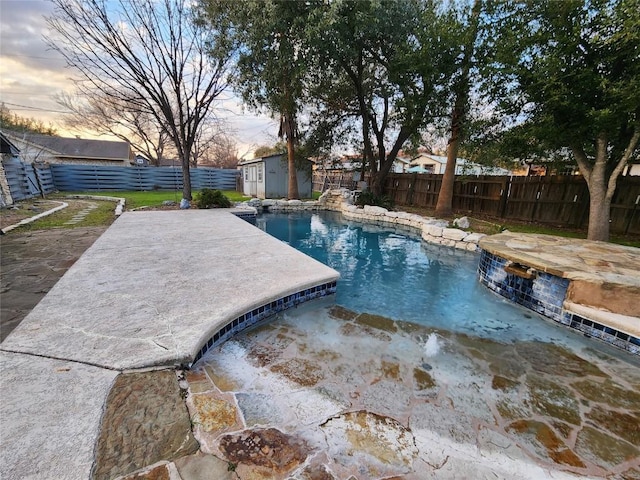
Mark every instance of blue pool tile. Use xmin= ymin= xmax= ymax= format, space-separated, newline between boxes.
xmin=478 ymin=250 xmax=638 ymax=356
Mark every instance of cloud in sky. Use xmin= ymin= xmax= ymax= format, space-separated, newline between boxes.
xmin=0 ymin=0 xmax=276 ymax=157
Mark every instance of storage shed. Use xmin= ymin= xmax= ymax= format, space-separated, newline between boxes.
xmin=239 ymin=153 xmax=312 ymax=199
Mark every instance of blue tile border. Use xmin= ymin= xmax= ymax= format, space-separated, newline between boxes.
xmin=190 ymin=281 xmax=338 ymax=366
xmin=478 ymin=250 xmax=640 ymax=356
xmin=562 ymin=311 xmax=640 ymax=355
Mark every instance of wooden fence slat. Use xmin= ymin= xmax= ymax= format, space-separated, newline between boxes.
xmin=49 ymin=164 xmax=238 ymax=192
xmin=381 ymin=173 xmax=640 ymax=235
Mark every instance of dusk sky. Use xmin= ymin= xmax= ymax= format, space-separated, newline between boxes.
xmin=0 ymin=0 xmax=277 ymax=158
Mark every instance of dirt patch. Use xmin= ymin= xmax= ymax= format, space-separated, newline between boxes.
xmin=1 ymin=226 xmax=107 ymax=340
xmin=0 ymin=199 xmax=64 ymax=229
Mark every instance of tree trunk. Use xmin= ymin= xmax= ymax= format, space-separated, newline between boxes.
xmin=586 ymin=180 xmax=610 ymax=241
xmin=286 ymin=133 xmax=300 ymax=199
xmin=371 ymin=128 xmax=410 ymax=197
xmin=435 ymin=115 xmax=461 ymax=217
xmin=371 ymin=172 xmax=384 ymax=196
xmin=573 ymin=137 xmax=611 ymax=241
xmin=434 ymin=0 xmax=480 ymax=218
xmin=181 ymin=157 xmax=192 ymax=202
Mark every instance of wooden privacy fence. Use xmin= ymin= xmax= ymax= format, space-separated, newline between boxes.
xmin=49 ymin=164 xmax=239 ymax=192
xmin=383 ymin=173 xmax=640 ymax=235
xmin=2 ymin=160 xmax=56 ymax=202
xmin=312 ymin=170 xmax=365 ymax=192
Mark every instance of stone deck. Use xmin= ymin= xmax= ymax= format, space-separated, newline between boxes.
xmin=479 ymin=232 xmax=640 ymax=351
xmin=0 ymin=210 xmax=339 ymax=479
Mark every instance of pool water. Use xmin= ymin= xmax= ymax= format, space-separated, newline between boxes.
xmin=258 ymin=211 xmax=591 ymax=348
xmin=188 ymin=210 xmax=640 ymax=477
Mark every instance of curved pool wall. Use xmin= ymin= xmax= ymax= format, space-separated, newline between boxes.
xmin=190 ymin=281 xmax=337 ymax=366
xmin=480 ymin=249 xmax=638 ymax=355
xmin=245 ymin=189 xmax=639 ymax=356
xmin=256 ymin=211 xmax=630 ymax=354
xmin=478 ymin=234 xmax=640 ymax=356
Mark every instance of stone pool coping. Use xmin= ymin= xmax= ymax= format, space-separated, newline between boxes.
xmin=479 ymin=232 xmax=640 ymax=343
xmin=0 ymin=210 xmax=339 ymax=479
xmin=246 ymin=189 xmax=485 ymax=252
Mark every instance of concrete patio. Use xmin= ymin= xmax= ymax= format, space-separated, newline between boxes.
xmin=0 ymin=210 xmax=339 ymax=479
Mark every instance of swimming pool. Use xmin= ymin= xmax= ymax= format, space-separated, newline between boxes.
xmin=188 ymin=210 xmax=640 ymax=478
xmin=257 ymin=211 xmax=599 ymax=349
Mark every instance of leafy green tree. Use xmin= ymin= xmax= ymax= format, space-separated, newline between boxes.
xmin=483 ymin=0 xmax=640 ymax=241
xmin=253 ymin=142 xmax=286 ymax=159
xmin=201 ymin=1 xmax=317 ymax=199
xmin=306 ymin=0 xmax=455 ymax=196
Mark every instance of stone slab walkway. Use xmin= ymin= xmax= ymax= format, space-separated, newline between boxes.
xmin=0 ymin=210 xmax=339 ymax=479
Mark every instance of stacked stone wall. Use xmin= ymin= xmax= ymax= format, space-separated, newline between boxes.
xmin=240 ymin=189 xmax=485 ymax=252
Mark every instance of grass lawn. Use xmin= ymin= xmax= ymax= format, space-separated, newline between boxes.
xmin=400 ymin=204 xmax=639 ymax=248
xmin=14 ymin=199 xmax=118 ymax=231
xmin=53 ymin=190 xmax=250 ymax=209
xmin=5 ymin=190 xmax=249 ymax=230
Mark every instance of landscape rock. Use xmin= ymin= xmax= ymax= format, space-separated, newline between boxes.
xmin=453 ymin=216 xmax=470 ymax=229
xmin=93 ymin=370 xmax=199 ymax=480
xmin=442 ymin=228 xmax=468 ymax=241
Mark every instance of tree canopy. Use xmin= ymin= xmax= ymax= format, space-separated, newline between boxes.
xmin=48 ymin=0 xmax=231 ymax=203
xmin=200 ymin=0 xmax=638 ymax=239
xmin=0 ymin=104 xmax=57 ymax=136
xmin=201 ymin=0 xmax=317 ymax=198
xmin=481 ymin=0 xmax=640 ymax=240
xmin=305 ymin=0 xmax=459 ymax=195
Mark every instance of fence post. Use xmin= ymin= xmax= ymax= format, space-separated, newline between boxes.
xmin=530 ymin=177 xmax=543 ymax=221
xmin=407 ymin=173 xmax=417 ymax=205
xmin=625 ymin=194 xmax=640 ymax=234
xmin=33 ymin=164 xmax=46 ymax=198
xmin=498 ymin=177 xmax=510 ymax=219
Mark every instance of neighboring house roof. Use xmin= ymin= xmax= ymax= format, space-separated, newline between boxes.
xmin=410 ymin=154 xmax=450 ymax=165
xmin=0 ymin=132 xmax=20 ymax=155
xmin=2 ymin=131 xmax=133 ymax=161
xmin=410 ymin=153 xmax=512 ymax=175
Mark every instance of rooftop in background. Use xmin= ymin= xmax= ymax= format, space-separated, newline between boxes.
xmin=1 ymin=130 xmax=134 ymax=165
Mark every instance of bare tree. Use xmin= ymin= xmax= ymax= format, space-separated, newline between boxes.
xmin=47 ymin=0 xmax=231 ymax=204
xmin=197 ymin=134 xmax=239 ymax=169
xmin=57 ymin=92 xmax=171 ymax=166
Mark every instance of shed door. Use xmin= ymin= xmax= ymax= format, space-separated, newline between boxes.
xmin=248 ymin=165 xmax=257 ymax=196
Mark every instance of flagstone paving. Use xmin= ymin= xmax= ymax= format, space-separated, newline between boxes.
xmin=145 ymin=306 xmax=637 ymax=480
xmin=0 ymin=226 xmax=108 ymax=341
xmin=1 ymin=208 xmax=639 ymax=479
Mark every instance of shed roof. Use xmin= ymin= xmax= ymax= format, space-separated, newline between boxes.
xmin=238 ymin=153 xmax=284 ymax=166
